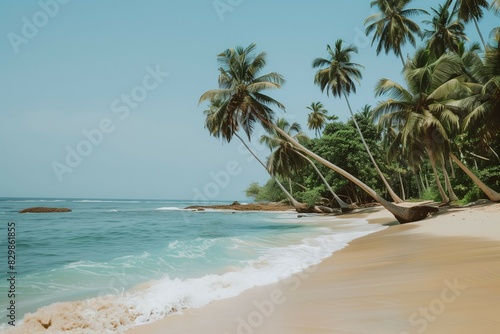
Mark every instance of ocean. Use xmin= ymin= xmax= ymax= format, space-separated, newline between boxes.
xmin=0 ymin=198 xmax=386 ymax=333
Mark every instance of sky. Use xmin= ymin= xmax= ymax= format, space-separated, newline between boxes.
xmin=1 ymin=0 xmax=498 ymax=201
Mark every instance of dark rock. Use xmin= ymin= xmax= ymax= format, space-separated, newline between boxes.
xmin=231 ymin=201 xmax=241 ymax=206
xmin=19 ymin=207 xmax=72 ymax=213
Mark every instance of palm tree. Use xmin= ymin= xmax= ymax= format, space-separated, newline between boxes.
xmin=306 ymin=102 xmax=329 ymax=137
xmin=203 ymin=100 xmax=310 ymax=211
xmin=268 ymin=125 xmax=439 ymax=223
xmin=460 ymin=31 xmax=500 ymax=144
xmin=365 ymin=0 xmax=428 ymax=65
xmin=260 ymin=118 xmax=353 ymax=212
xmin=259 ymin=118 xmax=310 ymax=189
xmin=453 ymin=0 xmax=490 ymax=48
xmin=375 ymin=48 xmax=500 ymax=203
xmin=312 ymin=39 xmax=403 ymax=203
xmin=373 ymin=49 xmax=466 ymax=203
xmin=423 ymin=0 xmax=467 ymax=57
xmin=201 ymin=43 xmax=438 ymax=223
xmin=492 ymin=0 xmax=500 ymax=14
xmin=450 ymin=153 xmax=500 ymax=201
xmin=199 ymin=43 xmax=285 ymax=142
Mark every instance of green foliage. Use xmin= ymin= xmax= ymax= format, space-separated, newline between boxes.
xmin=422 ymin=187 xmax=440 ymax=201
xmin=461 ymin=186 xmax=482 ymax=204
xmin=245 ymin=182 xmax=261 ymax=199
xmin=296 ymin=188 xmax=323 ymax=206
xmin=298 ymin=118 xmax=389 ymax=204
xmin=253 ymin=179 xmax=287 ymax=203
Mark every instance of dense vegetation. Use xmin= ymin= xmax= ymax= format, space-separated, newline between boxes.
xmin=200 ymin=0 xmax=500 ymax=222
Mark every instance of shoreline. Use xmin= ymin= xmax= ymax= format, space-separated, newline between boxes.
xmin=127 ymin=201 xmax=500 ymax=334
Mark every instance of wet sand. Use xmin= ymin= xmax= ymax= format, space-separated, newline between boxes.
xmin=127 ymin=202 xmax=500 ymax=334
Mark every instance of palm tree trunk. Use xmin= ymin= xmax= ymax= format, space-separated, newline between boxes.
xmin=450 ymin=153 xmax=500 ymax=202
xmin=296 ymin=151 xmax=354 ymax=212
xmin=398 ymin=172 xmax=406 ymax=201
xmin=474 ymin=18 xmax=487 ymax=50
xmin=398 ymin=50 xmax=406 ymax=67
xmin=234 ymin=133 xmax=308 ymax=211
xmin=343 ymin=92 xmax=403 ymax=203
xmin=441 ymin=161 xmax=459 ymax=202
xmin=415 ymin=173 xmax=423 ymax=199
xmin=429 ymin=153 xmax=450 ymax=204
xmin=487 ymin=144 xmax=500 ymax=163
xmin=267 ymin=123 xmax=438 ymax=223
xmin=449 ymin=156 xmax=455 ymax=178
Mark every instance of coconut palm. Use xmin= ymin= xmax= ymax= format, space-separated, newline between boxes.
xmin=306 ymin=102 xmax=329 ymax=137
xmin=268 ymin=124 xmax=439 ymax=222
xmin=365 ymin=0 xmax=428 ymax=65
xmin=313 ymin=39 xmax=403 ymax=203
xmin=450 ymin=153 xmax=500 ymax=201
xmin=453 ymin=0 xmax=490 ymax=48
xmin=260 ymin=118 xmax=353 ymax=211
xmin=203 ymin=100 xmax=309 ymax=211
xmin=423 ymin=0 xmax=467 ymax=57
xmin=492 ymin=0 xmax=500 ymax=14
xmin=259 ymin=118 xmax=310 ymax=184
xmin=199 ymin=43 xmax=285 ymax=142
xmin=373 ymin=49 xmax=466 ymax=203
xmin=201 ymin=43 xmax=438 ymax=223
xmin=460 ymin=31 xmax=500 ymax=144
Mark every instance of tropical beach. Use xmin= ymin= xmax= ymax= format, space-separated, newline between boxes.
xmin=127 ymin=202 xmax=500 ymax=334
xmin=2 ymin=0 xmax=500 ymax=333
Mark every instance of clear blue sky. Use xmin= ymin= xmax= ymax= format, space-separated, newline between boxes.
xmin=1 ymin=0 xmax=498 ymax=201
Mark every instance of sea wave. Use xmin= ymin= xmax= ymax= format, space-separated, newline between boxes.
xmin=154 ymin=207 xmax=198 ymax=211
xmin=2 ymin=199 xmax=66 ymax=203
xmin=7 ymin=221 xmax=386 ymax=333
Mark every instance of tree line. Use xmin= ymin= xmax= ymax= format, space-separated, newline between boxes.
xmin=199 ymin=0 xmax=500 ymax=223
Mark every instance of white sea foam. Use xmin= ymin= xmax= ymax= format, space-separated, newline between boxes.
xmin=154 ymin=207 xmax=196 ymax=211
xmin=9 ymin=220 xmax=386 ymax=333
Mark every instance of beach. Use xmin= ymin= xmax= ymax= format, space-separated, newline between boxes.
xmin=127 ymin=202 xmax=500 ymax=334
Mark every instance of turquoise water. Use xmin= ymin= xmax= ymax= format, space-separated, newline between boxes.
xmin=0 ymin=197 xmax=385 ymax=332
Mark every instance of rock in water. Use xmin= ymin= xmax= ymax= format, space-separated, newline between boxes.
xmin=19 ymin=207 xmax=72 ymax=213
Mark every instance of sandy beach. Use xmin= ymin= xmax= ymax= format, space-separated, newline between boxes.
xmin=127 ymin=201 xmax=500 ymax=334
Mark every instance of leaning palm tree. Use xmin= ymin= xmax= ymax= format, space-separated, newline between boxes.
xmin=259 ymin=118 xmax=310 ymax=191
xmin=365 ymin=0 xmax=428 ymax=65
xmin=453 ymin=0 xmax=490 ymax=48
xmin=260 ymin=118 xmax=353 ymax=212
xmin=373 ymin=49 xmax=466 ymax=203
xmin=375 ymin=48 xmax=500 ymax=202
xmin=201 ymin=43 xmax=438 ymax=223
xmin=203 ymin=100 xmax=309 ymax=211
xmin=313 ymin=39 xmax=403 ymax=203
xmin=306 ymin=102 xmax=329 ymax=137
xmin=423 ymin=0 xmax=468 ymax=57
xmin=199 ymin=43 xmax=285 ymax=142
